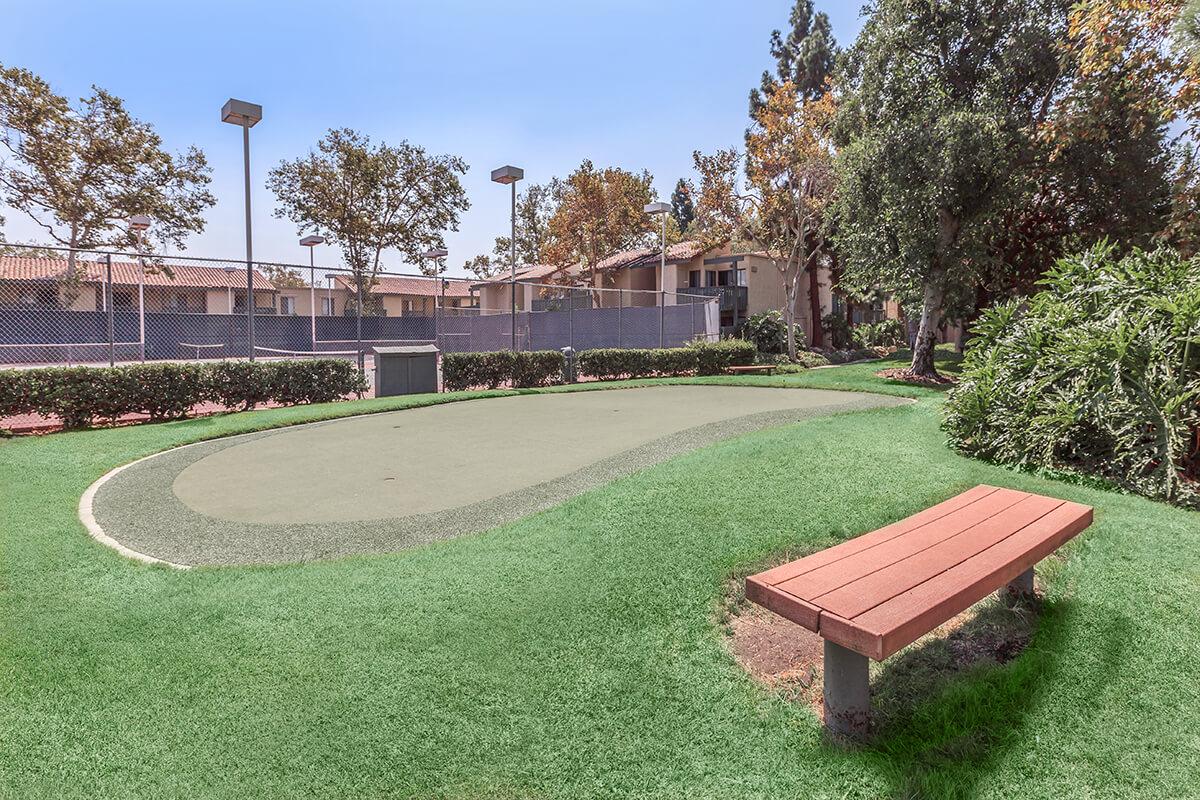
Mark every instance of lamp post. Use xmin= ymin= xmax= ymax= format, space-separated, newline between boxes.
xmin=491 ymin=165 xmax=523 ymax=351
xmin=300 ymin=235 xmax=325 ymax=348
xmin=221 ymin=98 xmax=262 ymax=360
xmin=421 ymin=247 xmax=448 ymax=346
xmin=128 ymin=214 xmax=151 ymax=361
xmin=644 ymin=202 xmax=671 ymax=348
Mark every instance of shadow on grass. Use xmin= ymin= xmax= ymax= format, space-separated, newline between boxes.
xmin=864 ymin=596 xmax=1130 ymax=799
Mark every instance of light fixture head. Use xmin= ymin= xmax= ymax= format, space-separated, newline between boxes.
xmin=490 ymin=165 xmax=524 ymax=185
xmin=421 ymin=248 xmax=449 ymax=259
xmin=221 ymin=98 xmax=262 ymax=127
xmin=644 ymin=202 xmax=671 ymax=215
xmin=128 ymin=214 xmax=152 ymax=232
xmin=300 ymin=235 xmax=325 ymax=247
xmin=222 ymin=265 xmax=240 ymax=273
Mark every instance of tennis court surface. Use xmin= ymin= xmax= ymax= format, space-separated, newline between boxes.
xmin=88 ymin=385 xmax=905 ymax=566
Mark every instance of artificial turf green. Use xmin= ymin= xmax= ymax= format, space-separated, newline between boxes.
xmin=1 ymin=351 xmax=1197 ymax=799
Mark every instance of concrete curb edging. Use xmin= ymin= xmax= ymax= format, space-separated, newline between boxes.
xmin=79 ymin=454 xmax=192 ymax=570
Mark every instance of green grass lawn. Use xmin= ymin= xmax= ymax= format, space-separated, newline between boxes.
xmin=2 ymin=351 xmax=1197 ymax=799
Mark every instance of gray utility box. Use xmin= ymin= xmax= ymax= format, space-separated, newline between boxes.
xmin=372 ymin=345 xmax=439 ymax=396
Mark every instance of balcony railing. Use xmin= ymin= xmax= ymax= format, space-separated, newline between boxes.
xmin=676 ymin=285 xmax=747 ymax=312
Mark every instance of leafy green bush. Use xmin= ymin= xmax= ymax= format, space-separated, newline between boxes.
xmin=577 ymin=347 xmax=695 ymax=379
xmin=0 ymin=359 xmax=367 ymax=429
xmin=852 ymin=318 xmax=904 ymax=349
xmin=793 ymin=350 xmax=832 ymax=369
xmin=738 ymin=310 xmax=805 ymax=354
xmin=687 ymin=338 xmax=756 ymax=375
xmin=208 ymin=361 xmax=275 ymax=411
xmin=944 ymin=244 xmax=1200 ymax=508
xmin=824 ymin=347 xmax=882 ymax=364
xmin=443 ymin=351 xmax=564 ymax=391
xmin=821 ymin=313 xmax=854 ymax=349
xmin=269 ymin=360 xmax=367 ymax=405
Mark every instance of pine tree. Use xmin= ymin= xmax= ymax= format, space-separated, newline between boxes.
xmin=670 ymin=179 xmax=695 ymax=236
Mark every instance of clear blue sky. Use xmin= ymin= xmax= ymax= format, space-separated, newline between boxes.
xmin=2 ymin=1 xmax=865 ymax=277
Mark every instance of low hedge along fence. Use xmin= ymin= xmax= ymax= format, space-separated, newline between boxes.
xmin=443 ymin=340 xmax=757 ymax=390
xmin=0 ymin=359 xmax=367 ymax=429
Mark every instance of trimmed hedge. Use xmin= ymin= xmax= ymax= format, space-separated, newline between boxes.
xmin=0 ymin=359 xmax=367 ymax=429
xmin=443 ymin=350 xmax=564 ymax=391
xmin=576 ymin=340 xmax=756 ymax=379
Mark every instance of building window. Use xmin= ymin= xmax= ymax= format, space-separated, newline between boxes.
xmin=281 ymin=296 xmax=296 ymax=315
xmin=321 ymin=296 xmax=335 ymax=316
xmin=404 ymin=299 xmax=414 ymax=313
xmin=705 ymin=270 xmax=717 ymax=287
xmin=688 ymin=270 xmax=701 ymax=288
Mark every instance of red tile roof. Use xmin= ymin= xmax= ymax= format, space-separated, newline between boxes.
xmin=0 ymin=256 xmax=275 ymax=291
xmin=593 ymin=240 xmax=713 ymax=272
xmin=330 ymin=273 xmax=473 ymax=298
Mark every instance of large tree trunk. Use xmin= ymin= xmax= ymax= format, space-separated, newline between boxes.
xmin=808 ymin=257 xmax=823 ymax=349
xmin=910 ymin=275 xmax=945 ymax=378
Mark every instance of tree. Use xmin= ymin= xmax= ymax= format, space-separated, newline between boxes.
xmin=0 ymin=65 xmax=214 ymax=279
xmin=748 ymin=0 xmax=838 ymax=121
xmin=833 ymin=0 xmax=1073 ymax=378
xmin=268 ymin=128 xmax=468 ymax=310
xmin=261 ymin=263 xmax=307 ymax=288
xmin=543 ymin=160 xmax=669 ymax=274
xmin=670 ymin=178 xmax=695 ymax=236
xmin=490 ymin=179 xmax=560 ymax=269
xmin=463 ymin=253 xmax=502 ymax=280
xmin=694 ymin=82 xmax=836 ymax=361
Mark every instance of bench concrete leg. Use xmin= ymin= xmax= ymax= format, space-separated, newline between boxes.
xmin=999 ymin=567 xmax=1035 ymax=606
xmin=823 ymin=639 xmax=870 ymax=741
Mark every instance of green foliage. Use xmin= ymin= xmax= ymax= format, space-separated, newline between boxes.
xmin=821 ymin=312 xmax=853 ymax=349
xmin=852 ymin=318 xmax=904 ymax=349
xmin=688 ymin=338 xmax=756 ymax=375
xmin=442 ymin=351 xmax=564 ymax=392
xmin=944 ymin=244 xmax=1200 ymax=508
xmin=738 ymin=310 xmax=804 ymax=354
xmin=670 ymin=178 xmax=695 ymax=235
xmin=0 ymin=360 xmax=367 ymax=429
xmin=748 ymin=0 xmax=838 ymax=119
xmin=0 ymin=63 xmax=214 ymax=261
xmin=793 ymin=349 xmax=832 ymax=369
xmin=576 ymin=348 xmax=696 ymax=380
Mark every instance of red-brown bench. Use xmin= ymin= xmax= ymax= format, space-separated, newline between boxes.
xmin=726 ymin=364 xmax=776 ymax=376
xmin=745 ymin=485 xmax=1092 ymax=740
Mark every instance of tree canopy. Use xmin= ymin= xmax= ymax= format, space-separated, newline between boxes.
xmin=0 ymin=64 xmax=214 ymax=277
xmin=748 ymin=0 xmax=838 ymax=121
xmin=268 ymin=128 xmax=468 ymax=296
xmin=670 ymin=178 xmax=695 ymax=236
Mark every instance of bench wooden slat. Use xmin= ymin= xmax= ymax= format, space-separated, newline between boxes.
xmin=819 ymin=500 xmax=1092 ymax=659
xmin=808 ymin=494 xmax=1064 ymax=619
xmin=749 ymin=484 xmax=1001 ymax=587
xmin=744 ymin=485 xmax=1093 ymax=661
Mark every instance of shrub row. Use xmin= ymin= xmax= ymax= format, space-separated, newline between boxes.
xmin=442 ymin=350 xmax=564 ymax=391
xmin=577 ymin=339 xmax=756 ymax=380
xmin=851 ymin=318 xmax=904 ymax=349
xmin=0 ymin=360 xmax=367 ymax=429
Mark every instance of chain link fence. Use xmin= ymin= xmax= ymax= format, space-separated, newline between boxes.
xmin=0 ymin=242 xmax=720 ymax=369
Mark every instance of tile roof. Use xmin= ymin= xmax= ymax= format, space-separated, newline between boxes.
xmin=330 ymin=273 xmax=473 ymax=298
xmin=593 ymin=240 xmax=713 ymax=272
xmin=0 ymin=256 xmax=275 ymax=291
xmin=472 ymin=262 xmax=584 ymax=287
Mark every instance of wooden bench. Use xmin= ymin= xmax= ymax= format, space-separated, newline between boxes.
xmin=726 ymin=364 xmax=776 ymax=376
xmin=745 ymin=485 xmax=1092 ymax=740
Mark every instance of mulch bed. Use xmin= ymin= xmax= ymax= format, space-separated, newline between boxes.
xmin=875 ymin=367 xmax=957 ymax=387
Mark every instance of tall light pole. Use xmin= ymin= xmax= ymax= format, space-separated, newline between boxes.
xmin=223 ymin=266 xmax=238 ymax=313
xmin=300 ymin=235 xmax=325 ymax=348
xmin=221 ymin=98 xmax=262 ymax=360
xmin=128 ymin=214 xmax=151 ymax=361
xmin=421 ymin=247 xmax=448 ymax=347
xmin=491 ymin=165 xmax=523 ymax=351
xmin=645 ymin=202 xmax=671 ymax=348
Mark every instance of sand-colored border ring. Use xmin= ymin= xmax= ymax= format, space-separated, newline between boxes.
xmin=80 ymin=452 xmax=192 ymax=570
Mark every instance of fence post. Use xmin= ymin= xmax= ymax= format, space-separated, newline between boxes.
xmin=659 ymin=290 xmax=665 ymax=349
xmin=138 ymin=256 xmax=146 ymax=362
xmin=356 ymin=274 xmax=364 ymax=373
xmin=690 ymin=297 xmax=696 ymax=343
xmin=617 ymin=289 xmax=623 ymax=348
xmin=105 ymin=254 xmax=115 ymax=366
xmin=569 ymin=289 xmax=574 ymax=351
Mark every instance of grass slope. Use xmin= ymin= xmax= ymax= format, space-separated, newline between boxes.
xmin=1 ymin=351 xmax=1197 ymax=799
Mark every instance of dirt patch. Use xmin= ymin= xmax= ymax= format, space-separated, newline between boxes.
xmin=723 ymin=571 xmax=1040 ymax=727
xmin=875 ymin=367 xmax=957 ymax=387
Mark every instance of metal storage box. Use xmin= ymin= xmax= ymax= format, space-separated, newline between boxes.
xmin=372 ymin=345 xmax=439 ymax=396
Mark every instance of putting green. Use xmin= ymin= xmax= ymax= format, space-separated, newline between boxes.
xmin=88 ymin=385 xmax=905 ymax=566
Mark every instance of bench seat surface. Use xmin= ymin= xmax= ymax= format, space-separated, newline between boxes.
xmin=745 ymin=485 xmax=1092 ymax=660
